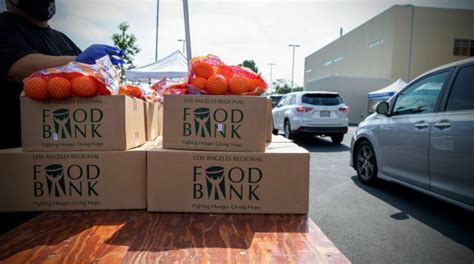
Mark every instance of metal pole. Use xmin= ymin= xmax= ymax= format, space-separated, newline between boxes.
xmin=155 ymin=0 xmax=160 ymax=61
xmin=288 ymin=44 xmax=300 ymax=90
xmin=183 ymin=0 xmax=192 ymax=67
xmin=268 ymin=63 xmax=276 ymax=94
xmin=407 ymin=5 xmax=414 ymax=81
xmin=178 ymin=39 xmax=186 ymax=53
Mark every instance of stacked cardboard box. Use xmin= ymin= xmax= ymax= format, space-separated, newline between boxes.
xmin=0 ymin=95 xmax=154 ymax=211
xmin=148 ymin=95 xmax=310 ymax=214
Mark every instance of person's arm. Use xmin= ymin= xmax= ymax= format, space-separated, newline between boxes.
xmin=7 ymin=53 xmax=76 ymax=83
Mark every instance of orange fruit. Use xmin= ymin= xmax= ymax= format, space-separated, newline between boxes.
xmin=228 ymin=76 xmax=249 ymax=95
xmin=23 ymin=77 xmax=48 ymax=100
xmin=193 ymin=61 xmax=214 ymax=79
xmin=190 ymin=77 xmax=208 ymax=90
xmin=248 ymin=78 xmax=266 ymax=92
xmin=47 ymin=77 xmax=71 ymax=99
xmin=71 ymin=76 xmax=98 ymax=97
xmin=216 ymin=66 xmax=234 ymax=80
xmin=206 ymin=74 xmax=228 ymax=95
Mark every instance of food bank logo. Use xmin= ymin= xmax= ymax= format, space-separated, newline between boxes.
xmin=183 ymin=107 xmax=243 ymax=138
xmin=193 ymin=165 xmax=262 ymax=200
xmin=33 ymin=164 xmax=100 ymax=197
xmin=53 ymin=109 xmax=71 ymax=139
xmin=42 ymin=108 xmax=103 ymax=139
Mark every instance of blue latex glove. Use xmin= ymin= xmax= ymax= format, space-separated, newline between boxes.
xmin=76 ymin=44 xmax=124 ymax=65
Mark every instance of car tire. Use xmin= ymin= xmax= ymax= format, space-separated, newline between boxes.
xmin=331 ymin=134 xmax=344 ymax=144
xmin=284 ymin=120 xmax=294 ymax=140
xmin=355 ymin=141 xmax=378 ymax=185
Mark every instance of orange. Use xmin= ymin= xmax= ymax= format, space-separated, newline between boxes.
xmin=192 ymin=61 xmax=214 ymax=79
xmin=118 ymin=85 xmax=130 ymax=96
xmin=247 ymin=78 xmax=266 ymax=92
xmin=190 ymin=77 xmax=208 ymax=90
xmin=71 ymin=76 xmax=98 ymax=97
xmin=206 ymin=74 xmax=228 ymax=95
xmin=47 ymin=77 xmax=71 ymax=99
xmin=228 ymin=76 xmax=249 ymax=95
xmin=216 ymin=66 xmax=234 ymax=80
xmin=23 ymin=77 xmax=48 ymax=100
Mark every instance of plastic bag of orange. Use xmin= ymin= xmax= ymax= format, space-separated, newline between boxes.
xmin=23 ymin=56 xmax=120 ymax=101
xmin=187 ymin=55 xmax=267 ymax=96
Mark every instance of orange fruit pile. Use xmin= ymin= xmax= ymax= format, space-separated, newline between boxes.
xmin=47 ymin=77 xmax=72 ymax=99
xmin=23 ymin=77 xmax=49 ymax=100
xmin=206 ymin=74 xmax=228 ymax=95
xmin=189 ymin=58 xmax=268 ymax=95
xmin=23 ymin=75 xmax=103 ymax=101
xmin=71 ymin=76 xmax=98 ymax=97
xmin=229 ymin=76 xmax=249 ymax=95
xmin=190 ymin=77 xmax=207 ymax=91
xmin=193 ymin=61 xmax=214 ymax=79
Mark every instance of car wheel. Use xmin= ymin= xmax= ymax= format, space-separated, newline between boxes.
xmin=331 ymin=134 xmax=344 ymax=144
xmin=272 ymin=122 xmax=278 ymax=135
xmin=284 ymin=120 xmax=294 ymax=140
xmin=356 ymin=141 xmax=378 ymax=185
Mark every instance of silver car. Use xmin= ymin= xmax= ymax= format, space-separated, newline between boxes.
xmin=272 ymin=91 xmax=349 ymax=143
xmin=350 ymin=58 xmax=474 ymax=211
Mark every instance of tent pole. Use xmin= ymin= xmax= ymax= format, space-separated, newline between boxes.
xmin=183 ymin=0 xmax=192 ymax=68
xmin=155 ymin=0 xmax=160 ymax=61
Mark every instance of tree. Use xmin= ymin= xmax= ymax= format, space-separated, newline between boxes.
xmin=274 ymin=84 xmax=304 ymax=94
xmin=238 ymin=60 xmax=259 ymax=74
xmin=112 ymin=22 xmax=140 ymax=81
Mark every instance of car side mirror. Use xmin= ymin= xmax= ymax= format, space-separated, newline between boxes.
xmin=375 ymin=102 xmax=390 ymax=116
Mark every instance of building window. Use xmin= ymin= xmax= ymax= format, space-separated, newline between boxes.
xmin=369 ymin=39 xmax=384 ymax=48
xmin=324 ymin=56 xmax=343 ymax=66
xmin=453 ymin=39 xmax=474 ymax=57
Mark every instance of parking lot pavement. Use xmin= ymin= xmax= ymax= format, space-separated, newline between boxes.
xmin=295 ymin=126 xmax=474 ymax=264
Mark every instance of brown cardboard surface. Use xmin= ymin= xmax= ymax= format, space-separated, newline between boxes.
xmin=266 ymin=99 xmax=273 ymax=142
xmin=271 ymin=135 xmax=293 ymax=143
xmin=162 ymin=95 xmax=267 ymax=152
xmin=0 ymin=147 xmax=147 ymax=211
xmin=145 ymin=102 xmax=161 ymax=141
xmin=147 ymin=142 xmax=309 ymax=214
xmin=21 ymin=95 xmax=146 ymax=152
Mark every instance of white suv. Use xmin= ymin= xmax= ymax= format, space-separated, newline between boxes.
xmin=272 ymin=91 xmax=349 ymax=143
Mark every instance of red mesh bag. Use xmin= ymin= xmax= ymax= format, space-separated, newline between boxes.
xmin=187 ymin=55 xmax=267 ymax=96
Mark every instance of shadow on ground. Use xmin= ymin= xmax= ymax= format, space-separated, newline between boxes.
xmin=351 ymin=175 xmax=474 ymax=250
xmin=294 ymin=136 xmax=350 ymax=153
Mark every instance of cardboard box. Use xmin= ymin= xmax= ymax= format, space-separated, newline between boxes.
xmin=147 ymin=143 xmax=309 ymax=214
xmin=162 ymin=95 xmax=267 ymax=152
xmin=0 ymin=146 xmax=148 ymax=211
xmin=21 ymin=95 xmax=146 ymax=152
xmin=145 ymin=102 xmax=162 ymax=141
xmin=271 ymin=135 xmax=293 ymax=143
xmin=266 ymin=99 xmax=273 ymax=142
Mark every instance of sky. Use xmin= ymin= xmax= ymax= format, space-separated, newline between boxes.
xmin=2 ymin=0 xmax=473 ymax=87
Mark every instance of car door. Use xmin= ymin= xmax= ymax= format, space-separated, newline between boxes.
xmin=429 ymin=64 xmax=474 ymax=207
xmin=272 ymin=95 xmax=288 ymax=130
xmin=376 ymin=70 xmax=452 ymax=189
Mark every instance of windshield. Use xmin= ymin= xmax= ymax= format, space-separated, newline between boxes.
xmin=302 ymin=94 xmax=343 ymax=106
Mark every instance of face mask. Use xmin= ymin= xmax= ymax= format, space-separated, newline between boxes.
xmin=10 ymin=0 xmax=56 ymax=21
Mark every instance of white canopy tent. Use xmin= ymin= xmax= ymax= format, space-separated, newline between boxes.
xmin=367 ymin=79 xmax=407 ymax=113
xmin=368 ymin=79 xmax=407 ymax=100
xmin=125 ymin=50 xmax=188 ymax=81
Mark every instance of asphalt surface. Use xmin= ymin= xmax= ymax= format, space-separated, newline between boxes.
xmin=294 ymin=127 xmax=474 ymax=264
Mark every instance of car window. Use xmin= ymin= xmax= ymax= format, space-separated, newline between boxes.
xmin=302 ymin=94 xmax=343 ymax=105
xmin=277 ymin=96 xmax=287 ymax=107
xmin=446 ymin=65 xmax=474 ymax=111
xmin=289 ymin=95 xmax=296 ymax=105
xmin=393 ymin=71 xmax=450 ymax=115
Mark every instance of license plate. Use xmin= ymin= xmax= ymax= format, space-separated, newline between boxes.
xmin=320 ymin=111 xmax=330 ymax=117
